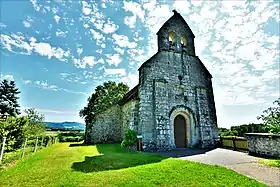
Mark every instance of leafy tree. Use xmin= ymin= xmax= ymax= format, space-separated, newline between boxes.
xmin=0 ymin=116 xmax=29 ymax=152
xmin=257 ymin=98 xmax=280 ymax=134
xmin=230 ymin=123 xmax=267 ymax=137
xmin=218 ymin=128 xmax=238 ymax=137
xmin=79 ymin=81 xmax=129 ymax=124
xmin=0 ymin=79 xmax=21 ymax=118
xmin=23 ymin=108 xmax=45 ymax=137
xmin=79 ymin=81 xmax=129 ymax=143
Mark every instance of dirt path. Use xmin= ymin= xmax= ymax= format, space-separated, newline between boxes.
xmin=159 ymin=148 xmax=280 ymax=187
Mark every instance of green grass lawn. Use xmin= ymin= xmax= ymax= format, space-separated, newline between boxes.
xmin=259 ymin=158 xmax=280 ymax=168
xmin=0 ymin=143 xmax=266 ymax=187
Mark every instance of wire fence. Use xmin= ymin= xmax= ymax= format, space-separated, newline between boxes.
xmin=0 ymin=135 xmax=58 ymax=167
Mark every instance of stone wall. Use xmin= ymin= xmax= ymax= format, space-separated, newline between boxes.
xmin=139 ymin=50 xmax=218 ymax=151
xmin=121 ymin=99 xmax=140 ymax=133
xmin=87 ymin=105 xmax=123 ymax=144
xmin=245 ymin=133 xmax=280 ymax=158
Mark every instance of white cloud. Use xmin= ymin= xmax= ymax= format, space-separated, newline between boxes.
xmin=22 ymin=80 xmax=32 ymax=84
xmin=114 ymin=47 xmax=125 ymax=55
xmin=56 ymin=30 xmax=68 ymax=37
xmin=124 ymin=16 xmax=136 ymax=28
xmin=121 ymin=73 xmax=139 ymax=88
xmin=74 ymin=56 xmax=104 ymax=68
xmin=54 ymin=15 xmax=61 ymax=23
xmin=104 ymin=68 xmax=126 ymax=76
xmin=112 ymin=34 xmax=137 ymax=48
xmin=30 ymin=0 xmax=40 ymax=11
xmin=34 ymin=80 xmax=59 ymax=91
xmin=123 ymin=1 xmax=145 ymax=22
xmin=23 ymin=20 xmax=31 ymax=28
xmin=102 ymin=19 xmax=119 ymax=34
xmin=106 ymin=54 xmax=122 ymax=66
xmin=89 ymin=29 xmax=105 ymax=46
xmin=0 ymin=33 xmax=71 ymax=62
xmin=23 ymin=79 xmax=87 ymax=95
xmin=81 ymin=1 xmax=92 ymax=15
xmin=83 ymin=7 xmax=91 ymax=15
xmin=30 ymin=42 xmax=70 ymax=61
xmin=0 ymin=34 xmax=33 ymax=55
xmin=1 ymin=74 xmax=14 ymax=81
xmin=0 ymin=23 xmax=7 ymax=28
xmin=77 ymin=48 xmax=83 ymax=56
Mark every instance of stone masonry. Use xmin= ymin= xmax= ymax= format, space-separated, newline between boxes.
xmin=245 ymin=133 xmax=280 ymax=158
xmin=86 ymin=10 xmax=219 ymax=151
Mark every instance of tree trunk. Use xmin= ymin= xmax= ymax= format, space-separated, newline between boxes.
xmin=34 ymin=136 xmax=38 ymax=152
xmin=0 ymin=136 xmax=7 ymax=163
xmin=21 ymin=138 xmax=28 ymax=159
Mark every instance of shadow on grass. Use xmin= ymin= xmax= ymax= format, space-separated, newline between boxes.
xmin=69 ymin=143 xmax=86 ymax=147
xmin=71 ymin=144 xmax=165 ymax=173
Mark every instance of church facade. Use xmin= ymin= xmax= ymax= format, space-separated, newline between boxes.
xmin=86 ymin=10 xmax=219 ymax=152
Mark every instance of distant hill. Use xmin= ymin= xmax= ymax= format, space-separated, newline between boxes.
xmin=44 ymin=122 xmax=85 ymax=131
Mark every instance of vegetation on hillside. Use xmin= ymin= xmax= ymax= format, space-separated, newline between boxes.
xmin=0 ymin=79 xmax=58 ymax=166
xmin=0 ymin=143 xmax=265 ymax=187
xmin=219 ymin=98 xmax=280 ymax=136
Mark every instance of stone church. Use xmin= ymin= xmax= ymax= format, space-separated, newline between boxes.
xmin=86 ymin=10 xmax=219 ymax=151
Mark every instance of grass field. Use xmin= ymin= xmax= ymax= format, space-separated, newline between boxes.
xmin=0 ymin=143 xmax=266 ymax=187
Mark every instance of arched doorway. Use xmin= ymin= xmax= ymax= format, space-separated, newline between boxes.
xmin=174 ymin=115 xmax=187 ymax=148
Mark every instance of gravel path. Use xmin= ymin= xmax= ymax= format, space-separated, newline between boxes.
xmin=158 ymin=148 xmax=280 ymax=187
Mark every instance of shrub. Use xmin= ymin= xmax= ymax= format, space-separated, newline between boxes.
xmin=57 ymin=132 xmax=84 ymax=142
xmin=121 ymin=129 xmax=137 ymax=148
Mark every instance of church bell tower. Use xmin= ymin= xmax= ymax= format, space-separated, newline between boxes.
xmin=157 ymin=10 xmax=196 ymax=56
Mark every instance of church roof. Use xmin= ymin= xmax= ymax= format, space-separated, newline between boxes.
xmin=118 ymin=84 xmax=139 ymax=106
xmin=156 ymin=10 xmax=195 ymax=38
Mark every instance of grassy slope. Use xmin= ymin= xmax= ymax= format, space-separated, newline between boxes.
xmin=0 ymin=143 xmax=266 ymax=187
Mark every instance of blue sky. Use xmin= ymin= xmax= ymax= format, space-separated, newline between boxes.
xmin=0 ymin=0 xmax=279 ymax=128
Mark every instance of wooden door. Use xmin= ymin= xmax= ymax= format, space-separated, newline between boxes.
xmin=174 ymin=115 xmax=186 ymax=148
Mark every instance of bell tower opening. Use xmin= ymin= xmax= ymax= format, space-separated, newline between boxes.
xmin=168 ymin=31 xmax=176 ymax=49
xmin=156 ymin=10 xmax=196 ymax=55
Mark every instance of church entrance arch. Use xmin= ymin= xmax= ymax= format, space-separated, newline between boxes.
xmin=169 ymin=106 xmax=196 ymax=148
xmin=174 ymin=114 xmax=187 ymax=148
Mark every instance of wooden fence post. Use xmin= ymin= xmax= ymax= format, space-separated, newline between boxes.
xmin=232 ymin=137 xmax=237 ymax=151
xmin=21 ymin=138 xmax=28 ymax=159
xmin=40 ymin=137 xmax=43 ymax=148
xmin=0 ymin=136 xmax=7 ymax=163
xmin=220 ymin=136 xmax=223 ymax=148
xmin=34 ymin=136 xmax=38 ymax=152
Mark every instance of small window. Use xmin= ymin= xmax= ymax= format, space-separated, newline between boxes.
xmin=181 ymin=35 xmax=187 ymax=47
xmin=169 ymin=31 xmax=176 ymax=47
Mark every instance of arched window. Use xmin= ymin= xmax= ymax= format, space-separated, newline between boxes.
xmin=169 ymin=31 xmax=176 ymax=48
xmin=181 ymin=35 xmax=187 ymax=47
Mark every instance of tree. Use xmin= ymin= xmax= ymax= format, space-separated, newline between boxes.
xmin=0 ymin=79 xmax=21 ymax=118
xmin=0 ymin=116 xmax=29 ymax=152
xmin=23 ymin=108 xmax=45 ymax=152
xmin=79 ymin=81 xmax=129 ymax=124
xmin=23 ymin=108 xmax=45 ymax=137
xmin=230 ymin=123 xmax=267 ymax=137
xmin=218 ymin=128 xmax=238 ymax=137
xmin=257 ymin=98 xmax=280 ymax=134
xmin=79 ymin=81 xmax=129 ymax=143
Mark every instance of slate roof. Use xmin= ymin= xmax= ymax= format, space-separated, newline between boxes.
xmin=118 ymin=84 xmax=139 ymax=106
